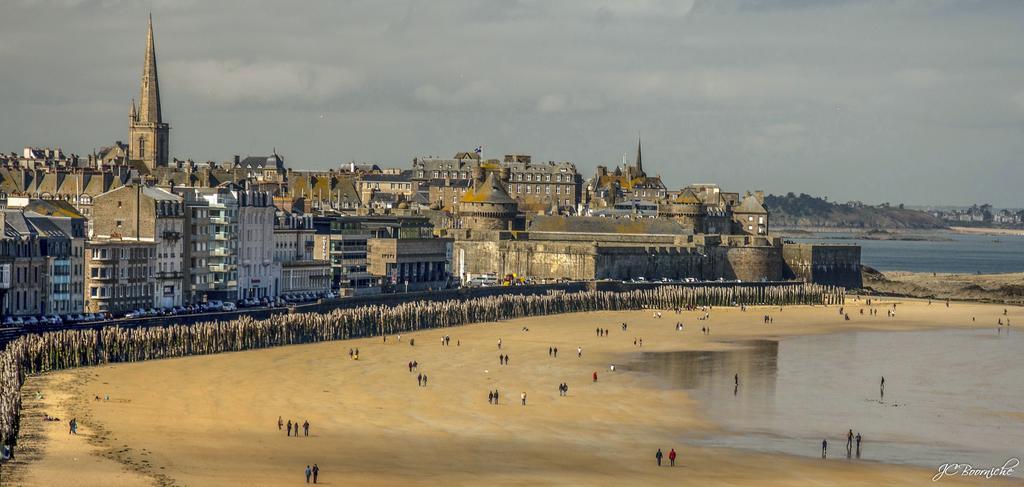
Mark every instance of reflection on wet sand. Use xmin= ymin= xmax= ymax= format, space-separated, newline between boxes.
xmin=627 ymin=329 xmax=1024 ymax=476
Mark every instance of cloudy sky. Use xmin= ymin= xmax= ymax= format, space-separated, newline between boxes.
xmin=2 ymin=0 xmax=1023 ymax=206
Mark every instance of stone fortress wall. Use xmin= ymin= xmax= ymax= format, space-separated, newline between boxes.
xmin=781 ymin=243 xmax=863 ymax=288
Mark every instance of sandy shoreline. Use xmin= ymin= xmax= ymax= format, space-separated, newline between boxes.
xmin=949 ymin=226 xmax=1024 ymax=237
xmin=7 ymin=298 xmax=1022 ymax=486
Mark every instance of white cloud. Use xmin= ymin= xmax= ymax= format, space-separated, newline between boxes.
xmin=413 ymin=80 xmax=499 ymax=108
xmin=165 ymin=60 xmax=363 ymax=105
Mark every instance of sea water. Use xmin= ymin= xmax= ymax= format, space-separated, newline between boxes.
xmin=626 ymin=328 xmax=1024 ymax=475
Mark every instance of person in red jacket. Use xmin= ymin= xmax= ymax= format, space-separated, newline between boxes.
xmin=592 ymin=371 xmax=598 ymax=382
xmin=669 ymin=448 xmax=677 ymax=466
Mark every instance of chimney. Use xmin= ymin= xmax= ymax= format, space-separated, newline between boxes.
xmin=234 ymin=155 xmax=240 ymax=165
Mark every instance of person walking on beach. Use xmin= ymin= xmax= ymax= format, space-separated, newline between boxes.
xmin=489 ymin=391 xmax=494 ymax=404
xmin=880 ymin=376 xmax=885 ymax=397
xmin=669 ymin=448 xmax=677 ymax=467
xmin=423 ymin=374 xmax=428 ymax=386
xmin=278 ymin=416 xmax=283 ymax=430
xmin=312 ymin=464 xmax=319 ymax=483
xmin=593 ymin=371 xmax=598 ymax=382
xmin=417 ymin=373 xmax=423 ymax=386
xmin=549 ymin=346 xmax=553 ymax=357
xmin=303 ymin=420 xmax=310 ymax=437
xmin=287 ymin=420 xmax=292 ymax=436
xmin=577 ymin=346 xmax=582 ymax=359
xmin=494 ymin=390 xmax=499 ymax=404
xmin=553 ymin=347 xmax=558 ymax=358
xmin=521 ymin=392 xmax=527 ymax=406
xmin=498 ymin=338 xmax=502 ymax=350
xmin=735 ymin=373 xmax=739 ymax=387
xmin=846 ymin=429 xmax=854 ymax=453
xmin=855 ymin=432 xmax=862 ymax=457
xmin=305 ymin=465 xmax=312 ymax=483
xmin=822 ymin=439 xmax=828 ymax=458
xmin=293 ymin=420 xmax=298 ymax=437
xmin=656 ymin=448 xmax=663 ymax=466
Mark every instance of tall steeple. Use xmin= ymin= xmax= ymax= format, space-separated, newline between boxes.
xmin=128 ymin=14 xmax=170 ymax=169
xmin=635 ymin=134 xmax=643 ymax=174
xmin=139 ymin=14 xmax=162 ymax=123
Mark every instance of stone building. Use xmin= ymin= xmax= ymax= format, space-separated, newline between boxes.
xmin=231 ymin=152 xmax=286 ymax=183
xmin=312 ymin=215 xmax=377 ymax=295
xmin=356 ymin=171 xmax=415 ymax=206
xmin=128 ymin=16 xmax=170 ymax=170
xmin=274 ymin=212 xmax=331 ymax=298
xmin=456 ymin=166 xmax=522 ymax=232
xmin=91 ymin=184 xmax=185 ymax=308
xmin=412 ymin=153 xmax=580 ymax=212
xmin=1 ymin=199 xmax=86 ymax=317
xmin=586 ymin=139 xmax=667 ymax=208
xmin=85 ymin=238 xmax=156 ymax=315
xmin=445 ymin=163 xmax=857 ymax=285
xmin=367 ymin=237 xmax=453 ymax=292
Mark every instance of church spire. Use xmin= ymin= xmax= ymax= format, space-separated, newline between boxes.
xmin=129 ymin=98 xmax=137 ymax=121
xmin=138 ymin=13 xmax=161 ymax=123
xmin=635 ymin=134 xmax=643 ymax=174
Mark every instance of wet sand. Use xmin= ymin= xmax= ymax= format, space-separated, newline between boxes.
xmin=9 ymin=298 xmax=1022 ymax=486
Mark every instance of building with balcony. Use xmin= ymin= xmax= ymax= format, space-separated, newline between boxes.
xmin=274 ymin=211 xmax=331 ymax=297
xmin=236 ymin=189 xmax=279 ymax=300
xmin=1 ymin=199 xmax=86 ymax=317
xmin=85 ymin=238 xmax=156 ymax=316
xmin=92 ymin=184 xmax=185 ymax=308
xmin=312 ymin=215 xmax=377 ymax=295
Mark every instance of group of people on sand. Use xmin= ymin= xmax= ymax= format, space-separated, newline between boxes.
xmin=821 ymin=429 xmax=863 ymax=459
xmin=595 ymin=328 xmax=610 ymax=337
xmin=655 ymin=448 xmax=678 ymax=466
xmin=347 ymin=348 xmax=360 ymax=360
xmin=547 ymin=346 xmax=559 ymax=357
xmin=303 ymin=463 xmax=320 ymax=483
xmin=279 ymin=417 xmax=311 ymax=437
xmin=487 ymin=390 xmax=500 ymax=404
xmin=498 ymin=354 xmax=511 ymax=365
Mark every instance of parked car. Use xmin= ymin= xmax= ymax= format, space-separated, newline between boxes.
xmin=222 ymin=302 xmax=237 ymax=312
xmin=125 ymin=309 xmax=145 ymax=319
xmin=25 ymin=317 xmax=40 ymax=325
xmin=2 ymin=316 xmax=16 ymax=326
xmin=206 ymin=300 xmax=224 ymax=311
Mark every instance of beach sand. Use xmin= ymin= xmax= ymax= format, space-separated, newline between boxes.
xmin=7 ymin=298 xmax=1021 ymax=486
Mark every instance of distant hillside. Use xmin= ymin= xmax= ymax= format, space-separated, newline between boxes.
xmin=765 ymin=193 xmax=947 ymax=229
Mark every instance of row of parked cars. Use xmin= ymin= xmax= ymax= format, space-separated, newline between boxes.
xmin=122 ymin=292 xmax=339 ymax=320
xmin=3 ymin=291 xmax=342 ymax=328
xmin=3 ymin=312 xmax=112 ymax=327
